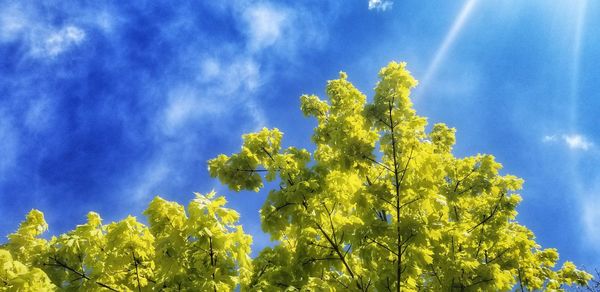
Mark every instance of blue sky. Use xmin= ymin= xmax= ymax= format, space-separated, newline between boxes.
xmin=1 ymin=0 xmax=599 ymax=269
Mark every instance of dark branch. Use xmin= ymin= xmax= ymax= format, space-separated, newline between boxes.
xmin=468 ymin=192 xmax=505 ymax=232
xmin=132 ymin=250 xmax=142 ymax=292
xmin=315 ymin=222 xmax=357 ymax=280
xmin=399 ymin=197 xmax=421 ymax=210
xmin=366 ymin=236 xmax=398 ymax=256
xmin=235 ymin=168 xmax=269 ymax=172
xmin=363 ymin=155 xmax=393 ymax=172
xmin=46 ymin=256 xmax=118 ymax=291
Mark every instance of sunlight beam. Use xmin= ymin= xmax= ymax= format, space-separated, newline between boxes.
xmin=417 ymin=0 xmax=478 ymax=98
xmin=569 ymin=0 xmax=587 ymax=130
xmin=568 ymin=0 xmax=590 ymax=248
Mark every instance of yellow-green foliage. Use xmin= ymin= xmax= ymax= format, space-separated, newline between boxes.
xmin=0 ymin=249 xmax=55 ymax=291
xmin=1 ymin=62 xmax=593 ymax=291
xmin=1 ymin=193 xmax=251 ymax=291
xmin=209 ymin=61 xmax=592 ymax=291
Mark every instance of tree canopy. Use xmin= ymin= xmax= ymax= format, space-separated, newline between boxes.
xmin=1 ymin=193 xmax=251 ymax=291
xmin=0 ymin=61 xmax=593 ymax=291
xmin=209 ymin=62 xmax=591 ymax=291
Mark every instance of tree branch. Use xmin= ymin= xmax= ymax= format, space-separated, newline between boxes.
xmin=265 ymin=202 xmax=297 ymax=219
xmin=430 ymin=264 xmax=443 ymax=287
xmin=315 ymin=222 xmax=357 ymax=281
xmin=365 ymin=236 xmax=398 ymax=256
xmin=303 ymin=257 xmax=338 ymax=265
xmin=235 ymin=168 xmax=269 ymax=172
xmin=46 ymin=256 xmax=118 ymax=291
xmin=487 ymin=247 xmax=510 ymax=264
xmin=468 ymin=192 xmax=505 ymax=232
xmin=131 ymin=250 xmax=142 ymax=292
xmin=209 ymin=236 xmax=217 ymax=292
xmin=400 ymin=197 xmax=421 ymax=210
xmin=363 ymin=155 xmax=393 ymax=173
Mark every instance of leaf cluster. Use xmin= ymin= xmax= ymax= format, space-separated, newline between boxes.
xmin=1 ymin=193 xmax=251 ymax=291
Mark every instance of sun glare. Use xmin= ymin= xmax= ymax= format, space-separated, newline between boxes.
xmin=417 ymin=0 xmax=478 ymax=99
xmin=569 ymin=0 xmax=587 ymax=130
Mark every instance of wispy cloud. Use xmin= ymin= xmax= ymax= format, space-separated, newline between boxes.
xmin=243 ymin=4 xmax=288 ymax=51
xmin=542 ymin=135 xmax=557 ymax=142
xmin=121 ymin=0 xmax=335 ymax=204
xmin=543 ymin=133 xmax=593 ymax=151
xmin=0 ymin=3 xmax=86 ymax=58
xmin=0 ymin=4 xmax=28 ymax=42
xmin=156 ymin=0 xmax=332 ymax=138
xmin=24 ymin=97 xmax=55 ymax=133
xmin=198 ymin=57 xmax=260 ymax=93
xmin=576 ymin=176 xmax=600 ymax=261
xmin=582 ymin=199 xmax=600 ymax=243
xmin=237 ymin=2 xmax=327 ymax=59
xmin=0 ymin=0 xmax=337 ymax=239
xmin=34 ymin=26 xmax=86 ymax=57
xmin=579 ymin=180 xmax=600 ymax=259
xmin=368 ymin=0 xmax=393 ymax=11
xmin=128 ymin=55 xmax=265 ymax=202
xmin=0 ymin=114 xmax=19 ymax=182
xmin=126 ymin=159 xmax=170 ymax=203
xmin=125 ymin=60 xmax=265 ymax=202
xmin=563 ymin=134 xmax=592 ymax=150
xmin=161 ymin=56 xmax=262 ymax=134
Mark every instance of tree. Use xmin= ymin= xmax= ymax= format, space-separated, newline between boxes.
xmin=0 ymin=192 xmax=252 ymax=291
xmin=208 ymin=61 xmax=592 ymax=291
xmin=0 ymin=61 xmax=593 ymax=291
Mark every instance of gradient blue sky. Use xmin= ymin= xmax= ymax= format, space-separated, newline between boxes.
xmin=1 ymin=0 xmax=599 ymax=269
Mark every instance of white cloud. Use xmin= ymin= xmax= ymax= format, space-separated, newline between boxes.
xmin=0 ymin=6 xmax=27 ymax=41
xmin=0 ymin=3 xmax=87 ymax=58
xmin=368 ymin=0 xmax=393 ymax=11
xmin=542 ymin=133 xmax=593 ymax=151
xmin=243 ymin=4 xmax=288 ymax=51
xmin=90 ymin=9 xmax=118 ymax=34
xmin=200 ymin=58 xmax=221 ymax=80
xmin=32 ymin=25 xmax=86 ymax=57
xmin=198 ymin=57 xmax=260 ymax=94
xmin=542 ymin=135 xmax=558 ymax=142
xmin=162 ymin=57 xmax=263 ymax=135
xmin=127 ymin=159 xmax=171 ymax=202
xmin=129 ymin=0 xmax=336 ymax=205
xmin=162 ymin=87 xmax=231 ymax=135
xmin=236 ymin=2 xmax=328 ymax=59
xmin=163 ymin=89 xmax=203 ymax=133
xmin=563 ymin=134 xmax=592 ymax=151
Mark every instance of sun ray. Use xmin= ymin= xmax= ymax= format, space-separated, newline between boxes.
xmin=569 ymin=0 xmax=587 ymax=130
xmin=417 ymin=0 xmax=478 ymax=98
